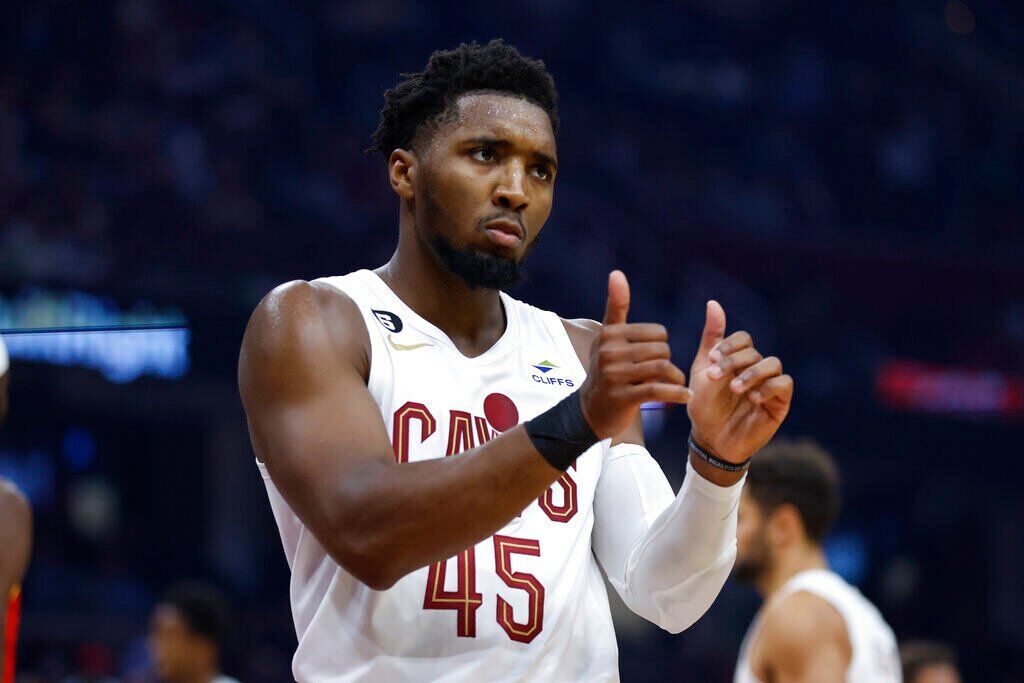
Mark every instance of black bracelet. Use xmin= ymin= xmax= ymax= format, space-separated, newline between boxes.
xmin=524 ymin=391 xmax=599 ymax=471
xmin=688 ymin=433 xmax=750 ymax=473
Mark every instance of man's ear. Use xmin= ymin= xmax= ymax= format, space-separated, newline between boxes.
xmin=389 ymin=149 xmax=418 ymax=201
xmin=767 ymin=503 xmax=803 ymax=548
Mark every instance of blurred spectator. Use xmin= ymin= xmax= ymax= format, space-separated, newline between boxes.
xmin=900 ymin=640 xmax=962 ymax=683
xmin=147 ymin=582 xmax=238 ymax=683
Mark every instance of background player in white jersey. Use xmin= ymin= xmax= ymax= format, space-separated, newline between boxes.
xmin=733 ymin=438 xmax=901 ymax=683
xmin=239 ymin=40 xmax=794 ymax=681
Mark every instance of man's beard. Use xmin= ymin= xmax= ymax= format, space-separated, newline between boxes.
xmin=429 ymin=232 xmax=525 ymax=290
xmin=731 ymin=555 xmax=767 ymax=585
xmin=732 ymin=536 xmax=771 ymax=585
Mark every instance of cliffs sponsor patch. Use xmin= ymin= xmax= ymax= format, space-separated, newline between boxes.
xmin=530 ymin=360 xmax=575 ymax=387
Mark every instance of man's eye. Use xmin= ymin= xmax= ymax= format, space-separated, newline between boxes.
xmin=532 ymin=166 xmax=552 ymax=181
xmin=471 ymin=148 xmax=496 ymax=162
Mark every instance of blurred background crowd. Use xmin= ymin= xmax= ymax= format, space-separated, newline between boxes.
xmin=0 ymin=0 xmax=1022 ymax=680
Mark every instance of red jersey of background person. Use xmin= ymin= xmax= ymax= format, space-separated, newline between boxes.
xmin=3 ymin=585 xmax=21 ymax=683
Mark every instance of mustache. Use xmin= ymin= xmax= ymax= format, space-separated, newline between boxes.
xmin=476 ymin=212 xmax=526 ymax=238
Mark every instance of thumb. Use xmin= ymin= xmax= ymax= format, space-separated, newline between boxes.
xmin=696 ymin=299 xmax=726 ymax=362
xmin=602 ymin=270 xmax=630 ymax=326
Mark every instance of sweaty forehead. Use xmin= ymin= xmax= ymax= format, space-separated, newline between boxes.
xmin=437 ymin=92 xmax=556 ymax=153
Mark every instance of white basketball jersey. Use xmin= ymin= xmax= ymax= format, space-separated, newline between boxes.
xmin=734 ymin=569 xmax=901 ymax=683
xmin=258 ymin=270 xmax=621 ymax=682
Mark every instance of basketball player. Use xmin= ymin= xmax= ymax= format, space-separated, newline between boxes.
xmin=240 ymin=40 xmax=794 ymax=681
xmin=733 ymin=438 xmax=900 ymax=682
xmin=899 ymin=641 xmax=961 ymax=683
xmin=0 ymin=335 xmax=32 ymax=683
xmin=148 ymin=583 xmax=240 ymax=683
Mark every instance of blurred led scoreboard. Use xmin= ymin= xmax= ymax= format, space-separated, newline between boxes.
xmin=0 ymin=288 xmax=189 ymax=383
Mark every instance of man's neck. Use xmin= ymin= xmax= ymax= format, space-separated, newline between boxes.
xmin=377 ymin=224 xmax=507 ymax=357
xmin=756 ymin=544 xmax=828 ymax=599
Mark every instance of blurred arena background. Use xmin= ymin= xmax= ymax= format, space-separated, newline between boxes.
xmin=1 ymin=0 xmax=1023 ymax=680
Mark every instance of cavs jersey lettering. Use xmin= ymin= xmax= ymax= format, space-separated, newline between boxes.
xmin=258 ymin=269 xmax=620 ymax=681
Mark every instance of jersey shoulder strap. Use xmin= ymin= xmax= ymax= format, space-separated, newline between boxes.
xmin=505 ymin=297 xmax=588 ymax=378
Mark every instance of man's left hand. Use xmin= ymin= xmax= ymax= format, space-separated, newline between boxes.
xmin=686 ymin=301 xmax=793 ymax=463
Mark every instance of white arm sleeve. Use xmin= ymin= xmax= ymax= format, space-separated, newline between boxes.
xmin=592 ymin=442 xmax=744 ymax=633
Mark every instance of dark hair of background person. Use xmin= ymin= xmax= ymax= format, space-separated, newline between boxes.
xmin=162 ymin=581 xmax=236 ymax=660
xmin=900 ymin=640 xmax=960 ymax=682
xmin=746 ymin=438 xmax=842 ymax=543
xmin=369 ymin=38 xmax=559 ymax=159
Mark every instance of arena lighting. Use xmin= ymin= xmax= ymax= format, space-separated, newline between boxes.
xmin=876 ymin=359 xmax=1024 ymax=418
xmin=0 ymin=289 xmax=190 ymax=383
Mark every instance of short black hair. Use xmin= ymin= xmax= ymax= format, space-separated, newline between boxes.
xmin=746 ymin=438 xmax=841 ymax=543
xmin=900 ymin=640 xmax=959 ymax=682
xmin=370 ymin=39 xmax=559 ymax=158
xmin=163 ymin=581 xmax=234 ymax=654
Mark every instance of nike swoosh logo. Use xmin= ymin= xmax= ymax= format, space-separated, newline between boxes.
xmin=387 ymin=333 xmax=433 ymax=351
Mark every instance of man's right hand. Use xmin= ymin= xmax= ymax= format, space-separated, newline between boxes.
xmin=579 ymin=271 xmax=691 ymax=439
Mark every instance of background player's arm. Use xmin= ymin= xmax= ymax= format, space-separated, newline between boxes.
xmin=239 ymin=276 xmax=688 ymax=590
xmin=0 ymin=479 xmax=32 ymax=651
xmin=750 ymin=592 xmax=851 ymax=683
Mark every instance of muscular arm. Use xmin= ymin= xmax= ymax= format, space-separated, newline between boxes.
xmin=0 ymin=479 xmax=32 ymax=651
xmin=751 ymin=592 xmax=852 ymax=683
xmin=239 ymin=281 xmax=565 ymax=589
xmin=564 ymin=319 xmax=742 ymax=633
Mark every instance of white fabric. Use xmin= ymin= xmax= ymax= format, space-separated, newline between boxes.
xmin=0 ymin=334 xmax=8 ymax=376
xmin=735 ymin=568 xmax=902 ymax=683
xmin=258 ymin=269 xmax=735 ymax=682
xmin=593 ymin=444 xmax=742 ymax=633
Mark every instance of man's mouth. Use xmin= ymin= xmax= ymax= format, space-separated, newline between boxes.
xmin=483 ymin=219 xmax=524 ymax=248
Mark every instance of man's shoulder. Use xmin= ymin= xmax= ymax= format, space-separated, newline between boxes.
xmin=758 ymin=588 xmax=850 ymax=656
xmin=0 ymin=478 xmax=29 ymax=518
xmin=239 ymin=279 xmax=370 ymax=392
xmin=246 ymin=279 xmax=365 ymax=346
xmin=256 ymin=278 xmax=360 ymax=320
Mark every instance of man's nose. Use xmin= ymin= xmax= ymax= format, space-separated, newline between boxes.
xmin=493 ymin=161 xmax=528 ymax=211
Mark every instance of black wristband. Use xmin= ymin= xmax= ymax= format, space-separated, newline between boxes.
xmin=524 ymin=391 xmax=599 ymax=471
xmin=688 ymin=433 xmax=750 ymax=473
